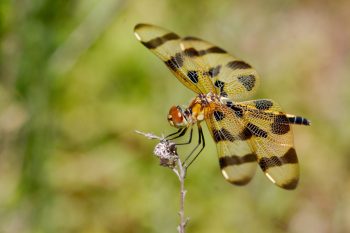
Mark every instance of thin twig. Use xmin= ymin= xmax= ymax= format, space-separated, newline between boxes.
xmin=136 ymin=130 xmax=190 ymax=232
xmin=173 ymin=160 xmax=189 ymax=233
xmin=135 ymin=130 xmax=163 ymax=140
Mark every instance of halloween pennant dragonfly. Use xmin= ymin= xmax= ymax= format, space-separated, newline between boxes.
xmin=134 ymin=23 xmax=310 ymax=190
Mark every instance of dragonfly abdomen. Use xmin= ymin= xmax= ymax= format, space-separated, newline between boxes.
xmin=286 ymin=114 xmax=311 ymax=126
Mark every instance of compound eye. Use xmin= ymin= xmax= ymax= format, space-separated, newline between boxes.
xmin=169 ymin=106 xmax=183 ymax=122
xmin=168 ymin=106 xmax=184 ymax=127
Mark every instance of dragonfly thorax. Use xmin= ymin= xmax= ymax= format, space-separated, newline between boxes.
xmin=167 ymin=92 xmax=221 ymax=128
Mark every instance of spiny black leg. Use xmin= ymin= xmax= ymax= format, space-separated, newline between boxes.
xmin=182 ymin=127 xmax=201 ymax=165
xmin=169 ymin=127 xmax=188 ymax=140
xmin=176 ymin=128 xmax=193 ymax=145
xmin=166 ymin=127 xmax=189 ymax=141
xmin=165 ymin=128 xmax=183 ymax=139
xmin=184 ymin=126 xmax=205 ymax=168
xmin=182 ymin=125 xmax=205 ymax=168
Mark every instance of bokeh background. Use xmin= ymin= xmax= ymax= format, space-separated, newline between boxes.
xmin=1 ymin=0 xmax=350 ymax=232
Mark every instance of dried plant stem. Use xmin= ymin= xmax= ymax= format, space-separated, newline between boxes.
xmin=135 ymin=130 xmax=190 ymax=232
xmin=173 ymin=160 xmax=189 ymax=233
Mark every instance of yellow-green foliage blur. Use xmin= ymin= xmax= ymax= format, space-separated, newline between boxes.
xmin=1 ymin=0 xmax=350 ymax=232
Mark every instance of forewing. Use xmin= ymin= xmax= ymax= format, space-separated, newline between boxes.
xmin=180 ymin=37 xmax=260 ymax=100
xmin=236 ymin=99 xmax=299 ymax=189
xmin=205 ymin=102 xmax=257 ymax=186
xmin=134 ymin=23 xmax=260 ymax=99
xmin=134 ymin=23 xmax=216 ymax=94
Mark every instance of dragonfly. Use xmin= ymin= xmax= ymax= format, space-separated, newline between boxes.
xmin=134 ymin=23 xmax=310 ymax=190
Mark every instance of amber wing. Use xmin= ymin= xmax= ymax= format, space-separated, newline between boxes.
xmin=134 ymin=23 xmax=260 ymax=100
xmin=206 ymin=99 xmax=299 ymax=190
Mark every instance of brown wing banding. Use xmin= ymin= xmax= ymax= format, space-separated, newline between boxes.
xmin=207 ymin=99 xmax=300 ymax=189
xmin=205 ymin=102 xmax=258 ymax=186
xmin=237 ymin=99 xmax=300 ymax=189
xmin=134 ymin=23 xmax=261 ymax=100
xmin=134 ymin=23 xmax=215 ymax=94
xmin=179 ymin=37 xmax=260 ymax=100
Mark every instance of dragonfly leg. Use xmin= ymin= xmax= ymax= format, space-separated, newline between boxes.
xmin=166 ymin=128 xmax=185 ymax=139
xmin=176 ymin=128 xmax=193 ymax=145
xmin=183 ymin=125 xmax=205 ymax=169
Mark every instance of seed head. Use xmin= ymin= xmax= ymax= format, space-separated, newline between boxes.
xmin=154 ymin=139 xmax=178 ymax=168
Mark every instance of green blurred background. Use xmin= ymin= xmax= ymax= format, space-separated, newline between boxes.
xmin=1 ymin=0 xmax=350 ymax=232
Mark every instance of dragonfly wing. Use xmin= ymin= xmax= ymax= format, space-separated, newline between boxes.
xmin=236 ymin=99 xmax=299 ymax=189
xmin=205 ymin=102 xmax=257 ymax=185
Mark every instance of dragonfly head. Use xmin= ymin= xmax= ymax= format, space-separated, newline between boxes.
xmin=167 ymin=105 xmax=190 ymax=128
